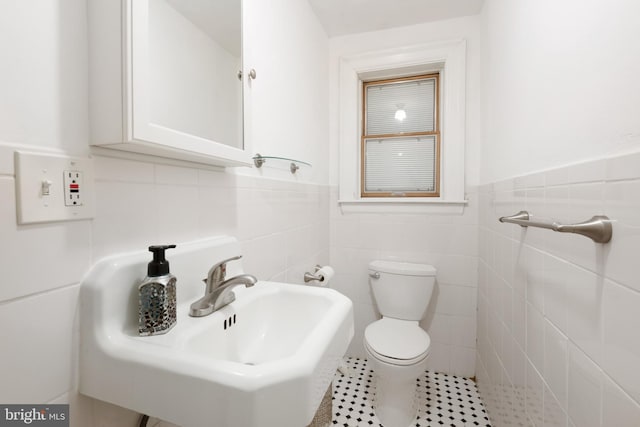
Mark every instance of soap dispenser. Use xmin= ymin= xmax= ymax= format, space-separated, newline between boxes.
xmin=138 ymin=245 xmax=177 ymax=336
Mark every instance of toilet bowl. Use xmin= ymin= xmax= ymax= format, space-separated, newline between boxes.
xmin=364 ymin=261 xmax=436 ymax=427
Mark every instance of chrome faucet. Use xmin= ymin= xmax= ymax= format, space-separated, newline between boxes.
xmin=189 ymin=255 xmax=257 ymax=317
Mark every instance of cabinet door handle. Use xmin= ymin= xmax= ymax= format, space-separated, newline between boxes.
xmin=369 ymin=272 xmax=380 ymax=279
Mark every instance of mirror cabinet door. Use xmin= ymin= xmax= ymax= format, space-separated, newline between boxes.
xmin=89 ymin=0 xmax=251 ymax=167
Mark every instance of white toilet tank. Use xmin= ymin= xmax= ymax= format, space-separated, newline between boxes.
xmin=368 ymin=260 xmax=436 ymax=321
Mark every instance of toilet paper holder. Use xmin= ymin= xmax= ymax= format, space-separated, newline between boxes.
xmin=304 ymin=265 xmax=330 ymax=283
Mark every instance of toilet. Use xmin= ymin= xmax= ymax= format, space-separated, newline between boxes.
xmin=364 ymin=260 xmax=436 ymax=427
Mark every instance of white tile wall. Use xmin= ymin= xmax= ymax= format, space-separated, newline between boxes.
xmin=1 ymin=1 xmax=331 ymax=425
xmin=0 ymin=148 xmax=330 ymax=427
xmin=476 ymin=152 xmax=640 ymax=427
xmin=0 ymin=285 xmax=79 ymax=403
xmin=329 ymin=187 xmax=479 ymax=377
xmin=0 ymin=177 xmax=93 ymax=301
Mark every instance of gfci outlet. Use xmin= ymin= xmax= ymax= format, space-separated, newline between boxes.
xmin=15 ymin=151 xmax=95 ymax=224
xmin=64 ymin=170 xmax=83 ymax=206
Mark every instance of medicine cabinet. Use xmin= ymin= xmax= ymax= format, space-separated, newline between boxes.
xmin=88 ymin=0 xmax=252 ymax=167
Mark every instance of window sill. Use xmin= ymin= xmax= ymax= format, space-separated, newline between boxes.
xmin=338 ymin=199 xmax=468 ymax=214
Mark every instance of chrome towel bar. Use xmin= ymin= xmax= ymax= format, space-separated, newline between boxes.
xmin=498 ymin=211 xmax=613 ymax=243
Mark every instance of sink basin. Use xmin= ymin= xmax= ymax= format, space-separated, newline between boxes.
xmin=79 ymin=237 xmax=353 ymax=427
xmin=185 ymin=285 xmax=337 ymax=365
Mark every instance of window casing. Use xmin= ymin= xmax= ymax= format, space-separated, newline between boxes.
xmin=361 ymin=74 xmax=440 ymax=198
xmin=337 ymin=39 xmax=467 ymax=214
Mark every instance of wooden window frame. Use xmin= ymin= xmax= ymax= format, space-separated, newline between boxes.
xmin=360 ymin=73 xmax=441 ymax=198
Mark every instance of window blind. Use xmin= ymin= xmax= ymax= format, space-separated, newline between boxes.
xmin=366 ymin=79 xmax=435 ymax=135
xmin=364 ymin=136 xmax=436 ymax=193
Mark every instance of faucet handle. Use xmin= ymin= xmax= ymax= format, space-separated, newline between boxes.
xmin=209 ymin=255 xmax=242 ymax=274
xmin=204 ymin=255 xmax=243 ymax=291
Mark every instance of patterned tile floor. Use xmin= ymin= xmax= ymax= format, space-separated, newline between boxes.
xmin=332 ymin=358 xmax=492 ymax=427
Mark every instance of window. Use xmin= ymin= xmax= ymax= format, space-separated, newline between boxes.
xmin=337 ymin=40 xmax=467 ymax=214
xmin=361 ymin=74 xmax=440 ymax=197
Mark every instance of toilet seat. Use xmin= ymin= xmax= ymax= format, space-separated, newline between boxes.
xmin=364 ymin=318 xmax=431 ymax=366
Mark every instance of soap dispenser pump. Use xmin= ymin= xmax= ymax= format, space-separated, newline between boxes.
xmin=138 ymin=245 xmax=177 ymax=336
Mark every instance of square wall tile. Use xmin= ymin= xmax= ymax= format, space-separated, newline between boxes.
xmin=565 ymin=263 xmax=603 ymax=364
xmin=426 ymin=342 xmax=451 ymax=373
xmin=330 ymin=217 xmax=358 ymax=248
xmin=427 ymin=313 xmax=452 ymax=344
xmin=152 ymin=184 xmax=201 ymax=244
xmin=606 ymin=152 xmax=640 ymax=182
xmin=568 ymin=343 xmax=602 ymax=427
xmin=93 ymin=156 xmax=154 ymax=183
xmin=488 ymin=310 xmax=503 ymax=360
xmin=154 ymin=164 xmax=198 ymax=186
xmin=495 ymin=233 xmax=514 ymax=284
xmin=526 ymin=302 xmax=545 ymax=374
xmin=604 ymin=179 xmax=640 ymax=292
xmin=545 ymin=167 xmax=569 ymax=188
xmin=525 ymin=246 xmax=546 ymax=313
xmin=526 ymin=360 xmax=544 ymax=427
xmin=544 ymin=384 xmax=568 ymax=427
xmin=430 ymin=254 xmax=478 ymax=287
xmin=197 ymin=187 xmax=238 ymax=237
xmin=603 ymin=279 xmax=640 ymax=403
xmin=544 ymin=255 xmax=569 ymax=334
xmin=197 ymin=168 xmax=237 ymax=188
xmin=241 ymin=234 xmax=287 ymax=280
xmin=436 ymin=283 xmax=477 ymax=317
xmin=0 ymin=285 xmax=79 ymax=403
xmin=0 ymin=178 xmax=92 ymax=301
xmin=450 ymin=346 xmax=476 ymax=377
xmin=512 ymin=290 xmax=527 ymax=350
xmin=92 ymin=181 xmax=157 ymax=261
xmin=567 ymin=159 xmax=606 ymax=185
xmin=603 ymin=374 xmax=640 ymax=427
xmin=450 ymin=315 xmax=477 ymax=348
xmin=544 ymin=320 xmax=568 ymax=408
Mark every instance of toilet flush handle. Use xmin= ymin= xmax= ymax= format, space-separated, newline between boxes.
xmin=369 ymin=272 xmax=380 ymax=279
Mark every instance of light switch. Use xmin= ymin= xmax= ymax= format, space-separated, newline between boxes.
xmin=14 ymin=151 xmax=95 ymax=224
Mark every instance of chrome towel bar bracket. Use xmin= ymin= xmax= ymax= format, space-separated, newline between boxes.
xmin=498 ymin=210 xmax=613 ymax=243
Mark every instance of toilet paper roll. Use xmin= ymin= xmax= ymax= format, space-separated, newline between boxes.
xmin=316 ymin=266 xmax=335 ymax=286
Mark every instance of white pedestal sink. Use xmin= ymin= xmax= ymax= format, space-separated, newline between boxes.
xmin=79 ymin=236 xmax=354 ymax=427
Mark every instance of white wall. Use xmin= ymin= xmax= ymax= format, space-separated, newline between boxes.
xmin=328 ymin=17 xmax=482 ymax=377
xmin=242 ymin=0 xmax=330 ymax=185
xmin=477 ymin=0 xmax=640 ymax=425
xmin=480 ymin=0 xmax=640 ymax=184
xmin=0 ymin=0 xmax=330 ymax=426
xmin=0 ymin=1 xmax=91 ymax=423
xmin=0 ymin=0 xmax=88 ymax=157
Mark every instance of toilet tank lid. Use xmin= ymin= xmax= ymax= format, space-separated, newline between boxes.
xmin=369 ymin=260 xmax=436 ymax=276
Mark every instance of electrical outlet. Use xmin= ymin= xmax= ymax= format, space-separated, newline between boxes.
xmin=15 ymin=151 xmax=95 ymax=224
xmin=64 ymin=170 xmax=83 ymax=206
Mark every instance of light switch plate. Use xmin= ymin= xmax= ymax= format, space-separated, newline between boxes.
xmin=15 ymin=151 xmax=95 ymax=224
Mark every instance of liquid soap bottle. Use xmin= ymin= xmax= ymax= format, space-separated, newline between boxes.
xmin=138 ymin=245 xmax=177 ymax=336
